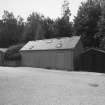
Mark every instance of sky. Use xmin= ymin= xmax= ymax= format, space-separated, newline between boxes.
xmin=0 ymin=0 xmax=86 ymax=21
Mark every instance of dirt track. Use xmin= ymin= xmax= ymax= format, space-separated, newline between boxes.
xmin=0 ymin=67 xmax=105 ymax=105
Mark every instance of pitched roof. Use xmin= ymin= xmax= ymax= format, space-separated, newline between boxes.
xmin=20 ymin=36 xmax=81 ymax=51
xmin=82 ymin=48 xmax=105 ymax=54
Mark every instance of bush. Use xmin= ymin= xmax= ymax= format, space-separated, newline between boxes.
xmin=4 ymin=43 xmax=25 ymax=60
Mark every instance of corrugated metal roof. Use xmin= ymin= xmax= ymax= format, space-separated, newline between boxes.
xmin=20 ymin=36 xmax=81 ymax=51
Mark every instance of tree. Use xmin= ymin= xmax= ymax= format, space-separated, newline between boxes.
xmin=74 ymin=0 xmax=101 ymax=47
xmin=41 ymin=17 xmax=56 ymax=39
xmin=95 ymin=0 xmax=105 ymax=47
xmin=0 ymin=10 xmax=24 ymax=47
xmin=54 ymin=17 xmax=73 ymax=38
xmin=62 ymin=0 xmax=71 ymax=22
xmin=22 ymin=12 xmax=44 ymax=42
xmin=0 ymin=11 xmax=18 ymax=47
xmin=4 ymin=43 xmax=24 ymax=60
xmin=16 ymin=15 xmax=25 ymax=42
xmin=52 ymin=0 xmax=72 ymax=38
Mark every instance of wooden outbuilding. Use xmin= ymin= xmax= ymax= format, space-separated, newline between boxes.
xmin=20 ymin=36 xmax=83 ymax=70
xmin=79 ymin=48 xmax=105 ymax=73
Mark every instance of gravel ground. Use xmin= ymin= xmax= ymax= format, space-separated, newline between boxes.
xmin=0 ymin=67 xmax=105 ymax=105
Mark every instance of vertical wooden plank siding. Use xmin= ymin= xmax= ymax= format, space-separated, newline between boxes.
xmin=46 ymin=50 xmax=56 ymax=69
xmin=21 ymin=51 xmax=32 ymax=66
xmin=51 ymin=51 xmax=57 ymax=69
xmin=64 ymin=50 xmax=74 ymax=70
xmin=55 ymin=51 xmax=65 ymax=69
xmin=38 ymin=51 xmax=50 ymax=68
xmin=21 ymin=49 xmax=74 ymax=70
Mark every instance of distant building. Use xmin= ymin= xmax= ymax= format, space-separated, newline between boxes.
xmin=79 ymin=48 xmax=105 ymax=73
xmin=20 ymin=36 xmax=83 ymax=70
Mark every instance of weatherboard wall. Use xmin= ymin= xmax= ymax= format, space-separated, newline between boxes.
xmin=20 ymin=49 xmax=74 ymax=70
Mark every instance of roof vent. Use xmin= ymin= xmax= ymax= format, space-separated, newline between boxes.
xmin=29 ymin=46 xmax=34 ymax=50
xmin=46 ymin=40 xmax=53 ymax=43
xmin=55 ymin=43 xmax=62 ymax=48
